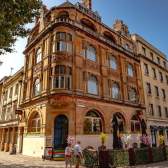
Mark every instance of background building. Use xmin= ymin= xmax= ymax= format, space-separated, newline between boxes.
xmin=132 ymin=34 xmax=168 ymax=146
xmin=19 ymin=0 xmax=145 ymax=157
xmin=0 ymin=68 xmax=23 ymax=153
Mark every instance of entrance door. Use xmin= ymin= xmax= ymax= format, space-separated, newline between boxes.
xmin=54 ymin=115 xmax=68 ymax=149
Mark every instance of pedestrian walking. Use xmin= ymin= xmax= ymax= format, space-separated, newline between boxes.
xmin=65 ymin=143 xmax=73 ymax=168
xmin=74 ymin=141 xmax=83 ymax=168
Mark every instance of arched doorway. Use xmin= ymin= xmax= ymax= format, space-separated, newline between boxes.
xmin=54 ymin=115 xmax=68 ymax=149
xmin=112 ymin=113 xmax=125 ymax=149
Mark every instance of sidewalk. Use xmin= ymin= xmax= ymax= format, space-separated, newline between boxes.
xmin=0 ymin=151 xmax=86 ymax=168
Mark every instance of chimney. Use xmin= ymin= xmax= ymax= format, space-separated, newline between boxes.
xmin=82 ymin=0 xmax=92 ymax=10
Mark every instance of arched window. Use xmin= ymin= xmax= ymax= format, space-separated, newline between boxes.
xmin=52 ymin=65 xmax=72 ymax=90
xmin=34 ymin=78 xmax=41 ymax=96
xmin=109 ymin=55 xmax=117 ymax=70
xmin=131 ymin=115 xmax=141 ymax=133
xmin=86 ymin=45 xmax=96 ymax=62
xmin=112 ymin=113 xmax=125 ymax=133
xmin=128 ymin=88 xmax=138 ymax=103
xmin=88 ymin=74 xmax=98 ymax=95
xmin=103 ymin=31 xmax=116 ymax=44
xmin=28 ymin=112 xmax=41 ymax=133
xmin=53 ymin=32 xmax=72 ymax=53
xmin=112 ymin=83 xmax=120 ymax=99
xmin=84 ymin=111 xmax=102 ymax=134
xmin=81 ymin=18 xmax=97 ymax=32
xmin=57 ymin=11 xmax=69 ymax=19
xmin=35 ymin=48 xmax=42 ymax=64
xmin=127 ymin=63 xmax=134 ymax=77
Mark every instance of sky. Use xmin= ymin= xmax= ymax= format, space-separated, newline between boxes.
xmin=0 ymin=0 xmax=168 ymax=79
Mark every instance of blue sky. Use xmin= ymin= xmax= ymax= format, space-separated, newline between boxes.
xmin=0 ymin=0 xmax=168 ymax=79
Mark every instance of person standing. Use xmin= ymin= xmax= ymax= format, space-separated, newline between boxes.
xmin=74 ymin=141 xmax=83 ymax=168
xmin=65 ymin=143 xmax=73 ymax=168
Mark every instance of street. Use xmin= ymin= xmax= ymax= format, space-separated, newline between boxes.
xmin=0 ymin=151 xmax=168 ymax=168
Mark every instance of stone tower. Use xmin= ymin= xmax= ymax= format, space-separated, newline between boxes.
xmin=82 ymin=0 xmax=92 ymax=10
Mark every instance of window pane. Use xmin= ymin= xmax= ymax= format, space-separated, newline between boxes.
xmin=112 ymin=83 xmax=120 ymax=99
xmin=88 ymin=76 xmax=98 ymax=95
xmin=128 ymin=64 xmax=134 ymax=77
xmin=109 ymin=56 xmax=117 ymax=70
xmin=87 ymin=46 xmax=96 ymax=61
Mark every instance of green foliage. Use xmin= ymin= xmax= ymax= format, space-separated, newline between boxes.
xmin=0 ymin=0 xmax=42 ymax=54
xmin=110 ymin=150 xmax=129 ymax=167
xmin=152 ymin=147 xmax=165 ymax=162
xmin=134 ymin=148 xmax=149 ymax=165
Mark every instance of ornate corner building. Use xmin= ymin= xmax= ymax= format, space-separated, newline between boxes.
xmin=0 ymin=0 xmax=167 ymax=158
xmin=17 ymin=0 xmax=145 ymax=157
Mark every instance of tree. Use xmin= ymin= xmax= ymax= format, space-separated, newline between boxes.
xmin=0 ymin=0 xmax=42 ymax=54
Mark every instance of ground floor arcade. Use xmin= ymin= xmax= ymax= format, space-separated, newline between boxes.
xmin=18 ymin=95 xmax=146 ymax=157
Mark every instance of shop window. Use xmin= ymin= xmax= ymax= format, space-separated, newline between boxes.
xmin=88 ymin=74 xmax=98 ymax=95
xmin=28 ymin=112 xmax=41 ymax=133
xmin=131 ymin=115 xmax=141 ymax=133
xmin=84 ymin=111 xmax=102 ymax=134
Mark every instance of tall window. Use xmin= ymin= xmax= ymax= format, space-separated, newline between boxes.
xmin=163 ymin=61 xmax=167 ymax=69
xmin=162 ymin=89 xmax=166 ymax=100
xmin=157 ymin=57 xmax=160 ymax=64
xmin=146 ymin=82 xmax=152 ymax=94
xmin=142 ymin=47 xmax=146 ymax=56
xmin=53 ymin=32 xmax=72 ymax=53
xmin=84 ymin=111 xmax=102 ymax=134
xmin=86 ymin=45 xmax=96 ymax=62
xmin=34 ymin=78 xmax=41 ymax=96
xmin=150 ymin=52 xmax=154 ymax=61
xmin=144 ymin=63 xmax=149 ymax=75
xmin=35 ymin=47 xmax=42 ymax=64
xmin=149 ymin=104 xmax=154 ymax=116
xmin=52 ymin=65 xmax=72 ymax=90
xmin=88 ymin=75 xmax=98 ymax=95
xmin=9 ymin=87 xmax=13 ymax=98
xmin=165 ymin=107 xmax=168 ymax=118
xmin=112 ymin=82 xmax=120 ymax=99
xmin=159 ymin=71 xmax=163 ymax=82
xmin=158 ymin=106 xmax=162 ymax=117
xmin=152 ymin=68 xmax=157 ymax=79
xmin=131 ymin=115 xmax=141 ymax=133
xmin=15 ymin=83 xmax=19 ymax=96
xmin=166 ymin=75 xmax=168 ymax=85
xmin=109 ymin=55 xmax=117 ymax=70
xmin=28 ymin=112 xmax=41 ymax=133
xmin=154 ymin=86 xmax=159 ymax=97
xmin=128 ymin=88 xmax=137 ymax=103
xmin=127 ymin=63 xmax=134 ymax=77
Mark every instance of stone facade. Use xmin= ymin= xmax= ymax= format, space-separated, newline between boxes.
xmin=18 ymin=1 xmax=145 ymax=157
xmin=0 ymin=68 xmax=23 ymax=153
xmin=132 ymin=34 xmax=168 ymax=146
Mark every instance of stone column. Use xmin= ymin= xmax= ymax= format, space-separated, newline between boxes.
xmin=9 ymin=127 xmax=16 ymax=153
xmin=4 ymin=128 xmax=10 ymax=152
xmin=17 ymin=127 xmax=23 ymax=153
xmin=0 ymin=128 xmax=5 ymax=151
